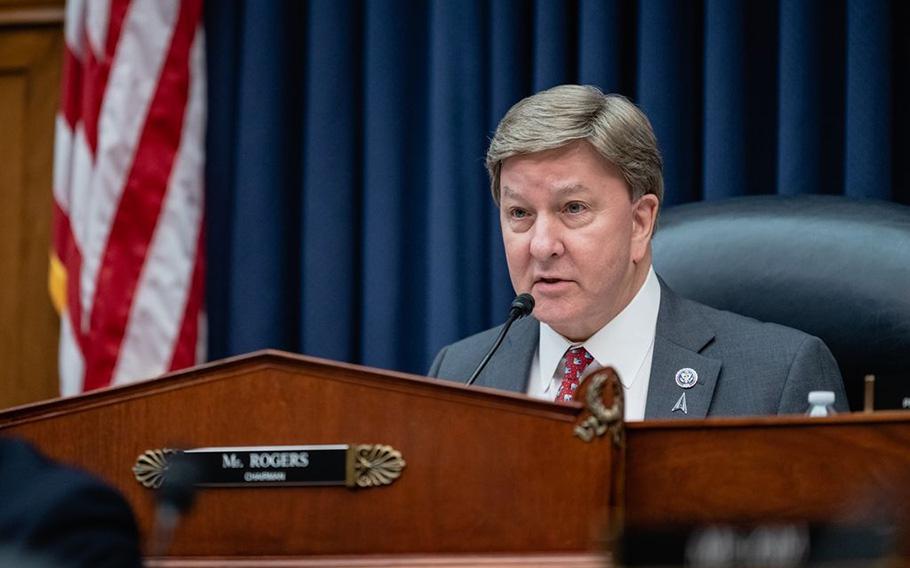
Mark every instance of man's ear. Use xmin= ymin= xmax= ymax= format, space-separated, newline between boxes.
xmin=631 ymin=194 xmax=660 ymax=263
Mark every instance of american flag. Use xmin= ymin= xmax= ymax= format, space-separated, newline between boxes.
xmin=50 ymin=0 xmax=206 ymax=395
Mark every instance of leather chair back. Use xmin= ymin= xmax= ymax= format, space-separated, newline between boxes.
xmin=653 ymin=195 xmax=910 ymax=410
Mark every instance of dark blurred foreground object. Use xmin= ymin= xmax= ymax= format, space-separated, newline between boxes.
xmin=0 ymin=438 xmax=141 ymax=568
xmin=619 ymin=523 xmax=896 ymax=567
xmin=653 ymin=195 xmax=910 ymax=411
xmin=149 ymin=450 xmax=200 ymax=557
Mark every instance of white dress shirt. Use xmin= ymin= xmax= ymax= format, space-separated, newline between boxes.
xmin=525 ymin=267 xmax=661 ymax=421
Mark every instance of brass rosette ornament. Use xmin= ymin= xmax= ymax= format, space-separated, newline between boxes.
xmin=348 ymin=444 xmax=407 ymax=488
xmin=133 ymin=448 xmax=177 ymax=489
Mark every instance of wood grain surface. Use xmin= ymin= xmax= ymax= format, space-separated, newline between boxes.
xmin=0 ymin=4 xmax=62 ymax=409
xmin=626 ymin=413 xmax=910 ymax=527
xmin=0 ymin=351 xmax=622 ymax=557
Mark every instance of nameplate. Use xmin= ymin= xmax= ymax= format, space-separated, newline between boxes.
xmin=133 ymin=444 xmax=405 ymax=490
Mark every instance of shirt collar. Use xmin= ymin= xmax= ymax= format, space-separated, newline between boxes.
xmin=538 ymin=266 xmax=661 ymax=388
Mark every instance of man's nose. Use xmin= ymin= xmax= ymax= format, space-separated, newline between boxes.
xmin=528 ymin=215 xmax=565 ymax=260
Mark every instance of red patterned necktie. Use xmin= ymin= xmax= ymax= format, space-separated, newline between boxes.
xmin=556 ymin=346 xmax=594 ymax=403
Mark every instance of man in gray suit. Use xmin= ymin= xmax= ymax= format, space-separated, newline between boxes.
xmin=429 ymin=84 xmax=847 ymax=419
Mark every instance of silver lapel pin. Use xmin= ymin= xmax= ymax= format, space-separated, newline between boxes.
xmin=672 ymin=392 xmax=688 ymax=414
xmin=675 ymin=367 xmax=698 ymax=389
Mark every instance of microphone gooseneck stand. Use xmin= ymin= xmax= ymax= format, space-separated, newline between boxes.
xmin=465 ymin=293 xmax=535 ymax=387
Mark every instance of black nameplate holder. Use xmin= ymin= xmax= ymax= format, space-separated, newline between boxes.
xmin=133 ymin=444 xmax=405 ymax=490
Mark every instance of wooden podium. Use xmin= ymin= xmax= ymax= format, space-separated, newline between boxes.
xmin=1 ymin=350 xmax=909 ymax=566
xmin=0 ymin=351 xmax=623 ymax=566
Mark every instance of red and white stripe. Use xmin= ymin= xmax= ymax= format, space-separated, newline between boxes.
xmin=51 ymin=0 xmax=206 ymax=395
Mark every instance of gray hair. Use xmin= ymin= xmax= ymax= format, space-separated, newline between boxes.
xmin=486 ymin=84 xmax=663 ymax=206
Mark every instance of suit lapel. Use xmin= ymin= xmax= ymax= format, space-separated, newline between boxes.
xmin=473 ymin=316 xmax=539 ymax=393
xmin=645 ymin=282 xmax=721 ymax=419
xmin=645 ymin=336 xmax=721 ymax=419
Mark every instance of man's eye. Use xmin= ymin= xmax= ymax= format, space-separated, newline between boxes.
xmin=510 ymin=208 xmax=529 ymax=219
xmin=565 ymin=202 xmax=587 ymax=214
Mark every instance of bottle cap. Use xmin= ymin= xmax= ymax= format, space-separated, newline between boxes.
xmin=808 ymin=391 xmax=835 ymax=406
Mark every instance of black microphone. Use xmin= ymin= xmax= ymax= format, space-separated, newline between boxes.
xmin=150 ymin=451 xmax=201 ymax=556
xmin=465 ymin=293 xmax=535 ymax=387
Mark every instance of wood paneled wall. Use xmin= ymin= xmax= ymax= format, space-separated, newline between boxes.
xmin=0 ymin=0 xmax=64 ymax=408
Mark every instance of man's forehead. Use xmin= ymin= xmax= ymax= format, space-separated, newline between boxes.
xmin=501 ymin=183 xmax=594 ymax=201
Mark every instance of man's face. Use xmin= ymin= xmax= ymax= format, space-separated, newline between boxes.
xmin=499 ymin=140 xmax=658 ymax=341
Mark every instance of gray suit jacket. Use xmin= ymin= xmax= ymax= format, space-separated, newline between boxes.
xmin=428 ymin=282 xmax=848 ymax=418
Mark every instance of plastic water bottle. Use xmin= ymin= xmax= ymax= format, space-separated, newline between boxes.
xmin=806 ymin=391 xmax=837 ymax=417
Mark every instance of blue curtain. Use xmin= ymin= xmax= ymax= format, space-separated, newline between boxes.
xmin=204 ymin=0 xmax=907 ymax=375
